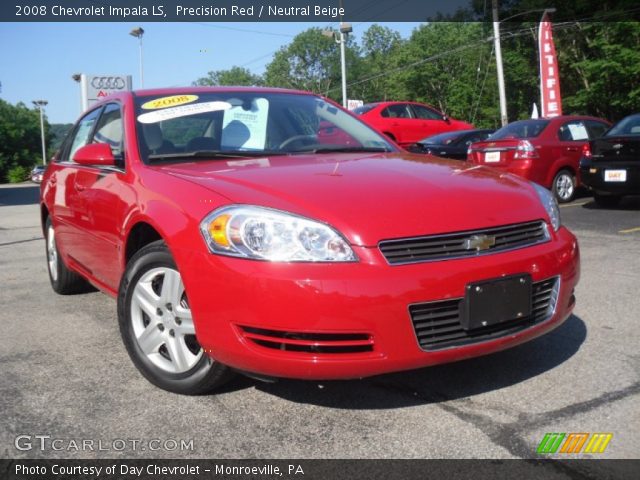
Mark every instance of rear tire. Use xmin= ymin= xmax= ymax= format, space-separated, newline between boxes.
xmin=593 ymin=193 xmax=622 ymax=208
xmin=118 ymin=240 xmax=234 ymax=394
xmin=552 ymin=169 xmax=576 ymax=203
xmin=45 ymin=217 xmax=92 ymax=295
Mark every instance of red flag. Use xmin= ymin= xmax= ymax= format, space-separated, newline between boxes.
xmin=538 ymin=13 xmax=563 ymax=117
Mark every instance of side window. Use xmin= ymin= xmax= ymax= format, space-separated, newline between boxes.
xmin=412 ymin=105 xmax=444 ymax=121
xmin=65 ymin=108 xmax=102 ymax=161
xmin=381 ymin=104 xmax=411 ymax=119
xmin=93 ymin=103 xmax=124 ymax=157
xmin=557 ymin=121 xmax=589 ymax=141
xmin=585 ymin=121 xmax=608 ymax=139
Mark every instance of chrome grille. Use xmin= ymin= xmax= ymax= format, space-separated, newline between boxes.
xmin=379 ymin=221 xmax=549 ymax=265
xmin=409 ymin=277 xmax=560 ymax=351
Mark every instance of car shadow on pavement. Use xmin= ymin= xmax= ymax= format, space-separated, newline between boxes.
xmin=232 ymin=314 xmax=587 ymax=409
xmin=0 ymin=184 xmax=40 ymax=206
xmin=581 ymin=195 xmax=640 ymax=210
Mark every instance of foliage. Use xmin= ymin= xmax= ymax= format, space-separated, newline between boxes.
xmin=49 ymin=123 xmax=73 ymax=154
xmin=263 ymin=27 xmax=362 ymax=103
xmin=7 ymin=165 xmax=31 ymax=183
xmin=193 ymin=66 xmax=263 ymax=87
xmin=192 ymin=10 xmax=640 ymax=127
xmin=0 ymin=99 xmax=50 ymax=183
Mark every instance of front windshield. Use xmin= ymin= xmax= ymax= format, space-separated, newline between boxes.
xmin=134 ymin=91 xmax=395 ymax=162
xmin=490 ymin=120 xmax=550 ymax=140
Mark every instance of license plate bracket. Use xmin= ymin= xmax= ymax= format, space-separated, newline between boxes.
xmin=462 ymin=274 xmax=532 ymax=331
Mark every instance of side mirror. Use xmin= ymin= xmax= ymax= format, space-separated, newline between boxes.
xmin=443 ymin=115 xmax=451 ymax=124
xmin=73 ymin=143 xmax=116 ymax=166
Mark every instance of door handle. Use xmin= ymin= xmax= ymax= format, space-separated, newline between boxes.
xmin=75 ymin=183 xmax=86 ymax=192
xmin=391 ymin=122 xmax=399 ymax=126
xmin=566 ymin=147 xmax=579 ymax=152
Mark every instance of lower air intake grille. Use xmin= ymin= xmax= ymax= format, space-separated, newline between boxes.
xmin=409 ymin=277 xmax=559 ymax=351
xmin=239 ymin=326 xmax=374 ymax=354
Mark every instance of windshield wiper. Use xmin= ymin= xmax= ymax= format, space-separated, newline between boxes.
xmin=147 ymin=150 xmax=285 ymax=162
xmin=292 ymin=146 xmax=391 ymax=154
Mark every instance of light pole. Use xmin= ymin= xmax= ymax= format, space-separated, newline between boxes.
xmin=32 ymin=100 xmax=48 ymax=165
xmin=323 ymin=22 xmax=352 ymax=108
xmin=129 ymin=27 xmax=145 ymax=88
xmin=492 ymin=0 xmax=508 ymax=127
xmin=491 ymin=1 xmax=556 ymax=126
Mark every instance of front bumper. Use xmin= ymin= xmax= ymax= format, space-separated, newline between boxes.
xmin=175 ymin=227 xmax=580 ymax=380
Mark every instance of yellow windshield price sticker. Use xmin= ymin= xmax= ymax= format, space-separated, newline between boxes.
xmin=142 ymin=95 xmax=199 ymax=110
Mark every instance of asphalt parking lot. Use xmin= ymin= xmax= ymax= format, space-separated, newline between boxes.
xmin=0 ymin=183 xmax=638 ymax=461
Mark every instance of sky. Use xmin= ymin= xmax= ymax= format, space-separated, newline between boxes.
xmin=0 ymin=22 xmax=422 ymax=124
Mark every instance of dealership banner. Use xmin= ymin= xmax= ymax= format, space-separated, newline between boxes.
xmin=538 ymin=12 xmax=563 ymax=118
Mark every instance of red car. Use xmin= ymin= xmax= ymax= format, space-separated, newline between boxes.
xmin=353 ymin=101 xmax=473 ymax=147
xmin=467 ymin=116 xmax=610 ymax=202
xmin=41 ymin=88 xmax=579 ymax=395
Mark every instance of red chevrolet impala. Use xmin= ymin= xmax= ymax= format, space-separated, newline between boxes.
xmin=41 ymin=88 xmax=579 ymax=394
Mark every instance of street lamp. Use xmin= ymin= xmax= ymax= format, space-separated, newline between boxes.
xmin=323 ymin=22 xmax=352 ymax=108
xmin=491 ymin=1 xmax=556 ymax=126
xmin=32 ymin=100 xmax=48 ymax=166
xmin=129 ymin=27 xmax=145 ymax=88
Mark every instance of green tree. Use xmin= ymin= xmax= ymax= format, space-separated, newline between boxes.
xmin=356 ymin=25 xmax=405 ymax=102
xmin=393 ymin=22 xmax=497 ymax=126
xmin=193 ymin=66 xmax=263 ymax=87
xmin=0 ymin=99 xmax=49 ymax=183
xmin=263 ymin=27 xmax=361 ymax=103
xmin=557 ymin=22 xmax=640 ymax=121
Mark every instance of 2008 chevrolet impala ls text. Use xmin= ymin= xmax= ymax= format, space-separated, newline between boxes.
xmin=40 ymin=87 xmax=579 ymax=394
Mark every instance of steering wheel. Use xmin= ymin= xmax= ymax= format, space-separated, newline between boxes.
xmin=278 ymin=135 xmax=318 ymax=150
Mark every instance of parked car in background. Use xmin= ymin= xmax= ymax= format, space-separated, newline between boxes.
xmin=467 ymin=116 xmax=611 ymax=202
xmin=579 ymin=113 xmax=640 ymax=207
xmin=41 ymin=87 xmax=579 ymax=395
xmin=408 ymin=129 xmax=495 ymax=160
xmin=30 ymin=165 xmax=46 ymax=183
xmin=353 ymin=101 xmax=473 ymax=147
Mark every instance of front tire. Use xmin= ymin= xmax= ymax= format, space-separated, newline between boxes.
xmin=117 ymin=240 xmax=233 ymax=394
xmin=552 ymin=169 xmax=576 ymax=203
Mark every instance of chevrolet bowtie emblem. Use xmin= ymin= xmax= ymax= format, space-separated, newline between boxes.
xmin=464 ymin=234 xmax=496 ymax=251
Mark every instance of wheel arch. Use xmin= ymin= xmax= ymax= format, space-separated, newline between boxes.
xmin=40 ymin=203 xmax=50 ymax=237
xmin=124 ymin=221 xmax=165 ymax=266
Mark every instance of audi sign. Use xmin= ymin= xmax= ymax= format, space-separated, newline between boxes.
xmin=79 ymin=74 xmax=132 ymax=110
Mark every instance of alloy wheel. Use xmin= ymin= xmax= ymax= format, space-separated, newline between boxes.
xmin=554 ymin=172 xmax=575 ymax=202
xmin=130 ymin=267 xmax=202 ymax=374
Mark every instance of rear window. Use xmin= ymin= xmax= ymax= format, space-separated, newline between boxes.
xmin=491 ymin=120 xmax=550 ymax=140
xmin=606 ymin=114 xmax=640 ymax=136
xmin=353 ymin=104 xmax=377 ymax=115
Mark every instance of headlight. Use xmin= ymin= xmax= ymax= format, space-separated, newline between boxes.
xmin=532 ymin=183 xmax=561 ymax=232
xmin=200 ymin=205 xmax=357 ymax=262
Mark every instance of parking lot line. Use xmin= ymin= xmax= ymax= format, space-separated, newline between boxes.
xmin=619 ymin=226 xmax=640 ymax=234
xmin=560 ymin=201 xmax=589 ymax=209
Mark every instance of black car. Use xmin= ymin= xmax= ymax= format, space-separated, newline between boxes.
xmin=407 ymin=129 xmax=495 ymax=160
xmin=579 ymin=113 xmax=640 ymax=207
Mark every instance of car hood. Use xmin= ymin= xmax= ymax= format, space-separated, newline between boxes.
xmin=156 ymin=153 xmax=547 ymax=247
